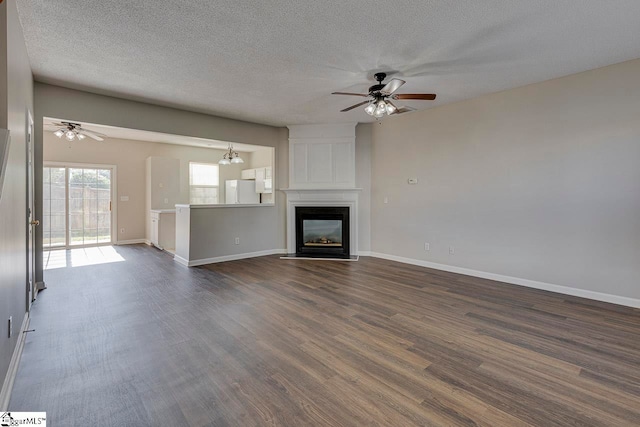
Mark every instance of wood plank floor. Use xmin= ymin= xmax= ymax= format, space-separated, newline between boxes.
xmin=10 ymin=245 xmax=640 ymax=426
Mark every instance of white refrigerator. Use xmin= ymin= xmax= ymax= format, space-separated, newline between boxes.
xmin=225 ymin=180 xmax=260 ymax=204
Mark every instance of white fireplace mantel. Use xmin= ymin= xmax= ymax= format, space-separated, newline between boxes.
xmin=281 ymin=188 xmax=361 ymax=255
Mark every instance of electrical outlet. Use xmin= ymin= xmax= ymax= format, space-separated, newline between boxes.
xmin=8 ymin=316 xmax=12 ymax=338
xmin=449 ymin=246 xmax=455 ymax=255
xmin=120 ymin=228 xmax=125 ymax=234
xmin=424 ymin=243 xmax=430 ymax=251
xmin=234 ymin=237 xmax=240 ymax=245
xmin=164 ymin=198 xmax=169 ymax=204
xmin=383 ymin=197 xmax=388 ymax=204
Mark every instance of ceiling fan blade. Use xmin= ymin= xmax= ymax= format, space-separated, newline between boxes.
xmin=392 ymin=93 xmax=437 ymax=100
xmin=380 ymin=78 xmax=406 ymax=95
xmin=392 ymin=106 xmax=416 ymax=115
xmin=340 ymin=101 xmax=369 ymax=112
xmin=332 ymin=92 xmax=369 ymax=97
xmin=78 ymin=129 xmax=105 ymax=141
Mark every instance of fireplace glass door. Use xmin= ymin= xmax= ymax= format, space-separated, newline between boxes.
xmin=303 ymin=220 xmax=343 ymax=247
xmin=295 ymin=206 xmax=349 ymax=257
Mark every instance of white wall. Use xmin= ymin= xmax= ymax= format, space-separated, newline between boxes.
xmin=371 ymin=58 xmax=640 ymax=303
xmin=35 ymin=83 xmax=288 ymax=281
xmin=0 ymin=0 xmax=33 ymax=399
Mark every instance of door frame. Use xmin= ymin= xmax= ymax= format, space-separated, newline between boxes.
xmin=26 ymin=110 xmax=36 ymax=304
xmin=43 ymin=161 xmax=118 ymax=250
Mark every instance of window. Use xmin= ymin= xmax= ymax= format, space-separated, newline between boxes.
xmin=189 ymin=162 xmax=219 ymax=204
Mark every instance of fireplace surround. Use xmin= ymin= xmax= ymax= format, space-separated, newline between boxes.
xmin=282 ymin=188 xmax=360 ymax=257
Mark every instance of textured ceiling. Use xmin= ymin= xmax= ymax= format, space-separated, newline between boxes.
xmin=17 ymin=1 xmax=640 ymax=126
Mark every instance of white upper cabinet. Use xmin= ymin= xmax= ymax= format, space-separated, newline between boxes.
xmin=241 ymin=168 xmax=256 ymax=180
xmin=146 ymin=156 xmax=180 ymax=209
xmin=241 ymin=166 xmax=273 ymax=194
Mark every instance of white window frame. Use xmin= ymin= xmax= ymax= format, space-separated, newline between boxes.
xmin=189 ymin=162 xmax=219 ymax=204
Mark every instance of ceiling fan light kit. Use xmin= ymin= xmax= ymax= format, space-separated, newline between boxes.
xmin=332 ymin=72 xmax=436 ymax=119
xmin=51 ymin=121 xmax=106 ymax=142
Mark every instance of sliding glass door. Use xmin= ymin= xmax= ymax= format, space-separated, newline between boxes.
xmin=43 ymin=166 xmax=67 ymax=248
xmin=43 ymin=164 xmax=115 ymax=249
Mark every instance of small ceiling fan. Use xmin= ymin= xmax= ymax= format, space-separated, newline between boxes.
xmin=50 ymin=121 xmax=107 ymax=142
xmin=332 ymin=72 xmax=436 ymax=118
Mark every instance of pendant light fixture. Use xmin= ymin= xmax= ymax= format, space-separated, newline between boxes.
xmin=219 ymin=144 xmax=244 ymax=165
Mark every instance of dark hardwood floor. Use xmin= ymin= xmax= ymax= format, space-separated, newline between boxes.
xmin=10 ymin=245 xmax=640 ymax=426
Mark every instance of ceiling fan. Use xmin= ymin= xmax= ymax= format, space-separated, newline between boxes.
xmin=332 ymin=72 xmax=436 ymax=118
xmin=50 ymin=121 xmax=107 ymax=142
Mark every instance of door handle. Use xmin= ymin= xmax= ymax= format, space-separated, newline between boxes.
xmin=30 ymin=220 xmax=40 ymax=226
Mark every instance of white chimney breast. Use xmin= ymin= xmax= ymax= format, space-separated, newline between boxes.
xmin=287 ymin=123 xmax=356 ymax=189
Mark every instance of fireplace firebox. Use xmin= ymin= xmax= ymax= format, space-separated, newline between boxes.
xmin=295 ymin=206 xmax=350 ymax=258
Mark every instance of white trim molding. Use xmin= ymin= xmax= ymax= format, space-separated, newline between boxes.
xmin=175 ymin=249 xmax=286 ymax=267
xmin=0 ymin=313 xmax=30 ymax=411
xmin=116 ymin=239 xmax=149 ymax=245
xmin=368 ymin=252 xmax=640 ymax=309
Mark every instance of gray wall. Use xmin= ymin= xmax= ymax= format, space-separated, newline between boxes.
xmin=1 ymin=0 xmax=33 ymax=389
xmin=355 ymin=123 xmax=372 ymax=252
xmin=34 ymin=83 xmax=288 ymax=282
xmin=184 ymin=205 xmax=282 ymax=262
xmin=0 ymin=2 xmax=6 ymax=128
xmin=371 ymin=58 xmax=640 ymax=301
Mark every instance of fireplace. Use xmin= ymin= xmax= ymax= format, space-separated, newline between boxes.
xmin=295 ymin=206 xmax=350 ymax=258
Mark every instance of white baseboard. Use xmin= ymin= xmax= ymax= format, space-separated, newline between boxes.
xmin=174 ymin=255 xmax=189 ymax=267
xmin=176 ymin=249 xmax=287 ymax=267
xmin=367 ymin=252 xmax=640 ymax=309
xmin=116 ymin=239 xmax=149 ymax=245
xmin=0 ymin=312 xmax=29 ymax=411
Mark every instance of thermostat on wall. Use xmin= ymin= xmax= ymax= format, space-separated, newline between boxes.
xmin=408 ymin=178 xmax=418 ymax=184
